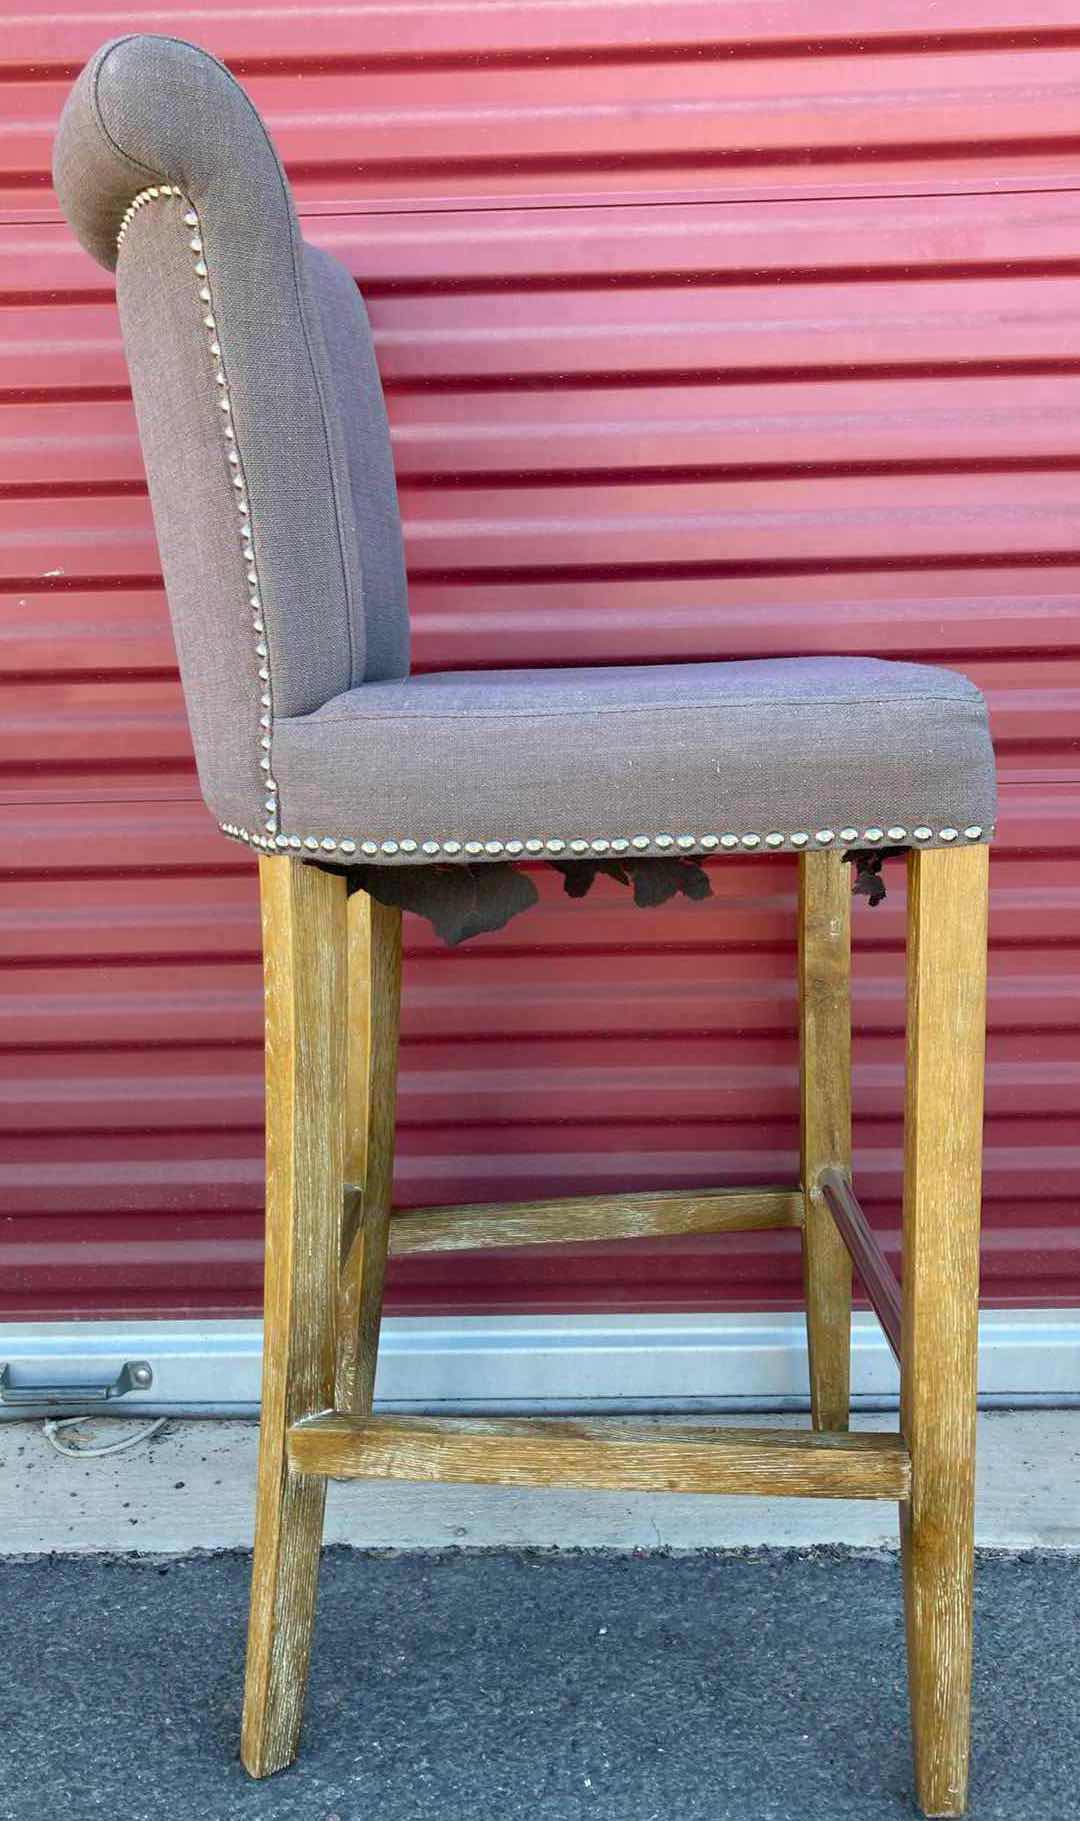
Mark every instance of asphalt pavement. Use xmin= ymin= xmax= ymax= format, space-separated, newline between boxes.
xmin=2 ymin=1545 xmax=1076 ymax=1820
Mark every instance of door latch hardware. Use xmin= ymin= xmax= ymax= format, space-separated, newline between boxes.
xmin=0 ymin=1360 xmax=154 ymax=1408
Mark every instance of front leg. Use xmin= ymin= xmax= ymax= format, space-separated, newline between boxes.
xmin=242 ymin=858 xmax=348 ymax=1778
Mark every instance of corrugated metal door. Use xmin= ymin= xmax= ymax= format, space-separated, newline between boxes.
xmin=2 ymin=2 xmax=1078 ymax=1322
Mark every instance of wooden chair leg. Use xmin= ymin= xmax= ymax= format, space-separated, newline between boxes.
xmin=336 ymin=890 xmax=402 ymax=1412
xmin=798 ymin=850 xmax=853 ymax=1431
xmin=241 ymin=857 xmax=348 ymax=1779
xmin=901 ymin=843 xmax=989 ymax=1817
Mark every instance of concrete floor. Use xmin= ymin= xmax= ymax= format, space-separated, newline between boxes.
xmin=2 ymin=1409 xmax=1079 ymax=1554
xmin=1 ymin=1545 xmax=1077 ymax=1821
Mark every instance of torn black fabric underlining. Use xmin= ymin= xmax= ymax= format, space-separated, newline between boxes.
xmin=310 ymin=846 xmax=901 ymax=945
xmin=311 ymin=855 xmax=713 ymax=945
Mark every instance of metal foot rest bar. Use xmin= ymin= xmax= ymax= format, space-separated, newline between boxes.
xmin=289 ymin=1414 xmax=911 ymax=1500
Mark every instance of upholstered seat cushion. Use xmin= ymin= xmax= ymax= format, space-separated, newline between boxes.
xmin=257 ymin=654 xmax=996 ymax=863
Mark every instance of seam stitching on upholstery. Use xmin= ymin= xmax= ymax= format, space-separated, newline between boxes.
xmin=285 ymin=690 xmax=985 ymax=728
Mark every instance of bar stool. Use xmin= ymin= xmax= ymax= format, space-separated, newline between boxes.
xmin=54 ymin=36 xmax=996 ymax=1817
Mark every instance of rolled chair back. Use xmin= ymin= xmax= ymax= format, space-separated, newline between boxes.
xmin=53 ymin=35 xmax=408 ymax=843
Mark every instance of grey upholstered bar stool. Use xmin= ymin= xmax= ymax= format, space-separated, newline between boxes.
xmin=55 ymin=36 xmax=996 ymax=1818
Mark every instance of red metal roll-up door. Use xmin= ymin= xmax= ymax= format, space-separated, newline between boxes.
xmin=1 ymin=2 xmax=1077 ymax=1322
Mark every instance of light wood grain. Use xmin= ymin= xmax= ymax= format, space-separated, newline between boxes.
xmin=819 ymin=1167 xmax=902 ymax=1367
xmin=289 ymin=1412 xmax=911 ymax=1500
xmin=387 ymin=1185 xmax=802 ymax=1255
xmin=901 ymin=843 xmax=989 ymax=1818
xmin=241 ymin=858 xmax=347 ymax=1781
xmin=799 ymin=851 xmax=854 ymax=1431
xmin=335 ymin=890 xmax=402 ymax=1413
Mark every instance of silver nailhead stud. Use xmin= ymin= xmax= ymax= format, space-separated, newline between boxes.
xmin=964 ymin=826 xmax=983 ymax=839
xmin=790 ymin=832 xmax=809 ymax=847
xmin=443 ymin=840 xmax=462 ymax=854
xmin=864 ymin=827 xmax=884 ymax=842
xmin=289 ymin=836 xmax=302 ymax=850
xmin=887 ymin=826 xmax=907 ymax=841
xmin=321 ymin=838 xmax=336 ymax=851
xmin=700 ymin=835 xmax=719 ymax=849
xmin=303 ymin=837 xmax=319 ymax=851
xmin=611 ymin=838 xmax=630 ymax=853
xmin=815 ymin=830 xmax=835 ymax=844
xmin=382 ymin=840 xmax=400 ymax=855
xmin=655 ymin=834 xmax=674 ymax=848
xmin=525 ymin=838 xmax=544 ymax=853
xmin=570 ymin=839 xmax=589 ymax=853
xmin=741 ymin=833 xmax=760 ymax=848
xmin=676 ymin=834 xmax=696 ymax=849
xmin=465 ymin=841 xmax=483 ymax=855
xmin=400 ymin=839 xmax=418 ymax=854
xmin=546 ymin=838 xmax=566 ymax=853
xmin=485 ymin=840 xmax=504 ymax=854
xmin=340 ymin=840 xmax=357 ymax=856
xmin=940 ymin=827 xmax=958 ymax=841
xmin=765 ymin=833 xmax=784 ymax=847
xmin=505 ymin=840 xmax=524 ymax=855
xmin=422 ymin=841 xmax=440 ymax=855
xmin=361 ymin=841 xmax=379 ymax=856
xmin=720 ymin=834 xmax=738 ymax=848
xmin=591 ymin=838 xmax=610 ymax=853
xmin=631 ymin=836 xmax=651 ymax=849
xmin=839 ymin=828 xmax=858 ymax=843
xmin=913 ymin=826 xmax=932 ymax=841
xmin=184 ymin=211 xmax=198 ymax=226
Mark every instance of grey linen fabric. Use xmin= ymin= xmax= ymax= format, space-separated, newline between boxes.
xmin=274 ymin=656 xmax=996 ymax=852
xmin=52 ymin=36 xmax=997 ymax=891
xmin=52 ymin=34 xmax=407 ymax=832
xmin=304 ymin=244 xmax=409 ymax=684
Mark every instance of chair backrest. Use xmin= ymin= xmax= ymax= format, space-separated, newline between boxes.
xmin=53 ymin=34 xmax=408 ymax=838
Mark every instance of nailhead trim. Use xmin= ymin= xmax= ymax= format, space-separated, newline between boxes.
xmin=113 ymin=190 xmax=995 ymax=875
xmin=217 ymin=822 xmax=992 ymax=859
xmin=118 ymin=186 xmax=278 ymax=839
